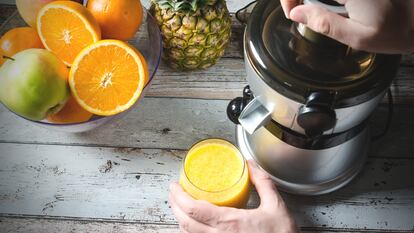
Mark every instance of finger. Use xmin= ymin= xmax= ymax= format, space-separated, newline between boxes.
xmin=169 ymin=192 xmax=214 ymax=233
xmin=179 ymin=226 xmax=190 ymax=233
xmin=280 ymin=0 xmax=299 ymax=19
xmin=170 ymin=183 xmax=223 ymax=226
xmin=289 ymin=4 xmax=375 ymax=50
xmin=247 ymin=160 xmax=282 ymax=210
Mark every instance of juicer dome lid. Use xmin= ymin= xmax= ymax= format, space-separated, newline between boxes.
xmin=244 ymin=0 xmax=401 ymax=107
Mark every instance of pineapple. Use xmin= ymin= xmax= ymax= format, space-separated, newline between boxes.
xmin=150 ymin=0 xmax=232 ymax=70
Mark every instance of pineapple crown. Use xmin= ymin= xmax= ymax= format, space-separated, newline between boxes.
xmin=153 ymin=0 xmax=218 ymax=12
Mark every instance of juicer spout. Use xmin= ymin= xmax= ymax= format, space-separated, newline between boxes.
xmin=238 ymin=97 xmax=272 ymax=135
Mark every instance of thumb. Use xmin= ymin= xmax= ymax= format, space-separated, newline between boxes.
xmin=280 ymin=0 xmax=299 ymax=19
xmin=247 ymin=160 xmax=282 ymax=211
xmin=289 ymin=4 xmax=375 ymax=50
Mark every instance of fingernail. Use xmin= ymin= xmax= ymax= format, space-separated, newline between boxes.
xmin=284 ymin=10 xmax=290 ymax=19
xmin=290 ymin=8 xmax=307 ymax=24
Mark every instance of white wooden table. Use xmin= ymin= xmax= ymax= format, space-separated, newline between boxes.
xmin=1 ymin=1 xmax=414 ymax=232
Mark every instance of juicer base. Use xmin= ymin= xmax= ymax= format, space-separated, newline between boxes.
xmin=236 ymin=125 xmax=368 ymax=195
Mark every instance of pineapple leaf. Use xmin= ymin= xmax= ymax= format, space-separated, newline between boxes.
xmin=191 ymin=0 xmax=198 ymax=11
xmin=153 ymin=0 xmax=212 ymax=13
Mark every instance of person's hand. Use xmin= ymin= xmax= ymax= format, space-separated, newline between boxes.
xmin=280 ymin=0 xmax=414 ymax=54
xmin=169 ymin=160 xmax=298 ymax=233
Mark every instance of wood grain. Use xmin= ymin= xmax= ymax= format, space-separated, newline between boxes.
xmin=0 ymin=217 xmax=180 ymax=233
xmin=1 ymin=99 xmax=414 ymax=159
xmin=147 ymin=60 xmax=414 ymax=102
xmin=0 ymin=143 xmax=413 ymax=231
xmin=1 ymin=217 xmax=413 ymax=233
xmin=0 ymin=98 xmax=234 ymax=150
xmin=0 ymin=4 xmax=15 ymax=26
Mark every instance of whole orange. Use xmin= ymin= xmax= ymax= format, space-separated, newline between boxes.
xmin=0 ymin=27 xmax=44 ymax=65
xmin=87 ymin=0 xmax=143 ymax=40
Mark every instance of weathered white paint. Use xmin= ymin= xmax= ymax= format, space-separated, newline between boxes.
xmin=0 ymin=143 xmax=413 ymax=231
xmin=1 ymin=100 xmax=414 ymax=158
xmin=0 ymin=143 xmax=181 ymax=223
xmin=0 ymin=217 xmax=181 ymax=233
xmin=1 ymin=217 xmax=413 ymax=233
xmin=0 ymin=98 xmax=235 ymax=150
xmin=147 ymin=63 xmax=414 ymax=102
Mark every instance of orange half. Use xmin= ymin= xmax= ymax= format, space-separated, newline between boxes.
xmin=47 ymin=94 xmax=93 ymax=124
xmin=37 ymin=1 xmax=101 ymax=66
xmin=69 ymin=40 xmax=148 ymax=116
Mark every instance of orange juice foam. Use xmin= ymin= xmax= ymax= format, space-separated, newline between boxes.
xmin=180 ymin=139 xmax=250 ymax=208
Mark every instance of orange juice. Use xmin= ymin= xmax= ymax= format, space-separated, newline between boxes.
xmin=179 ymin=139 xmax=250 ymax=208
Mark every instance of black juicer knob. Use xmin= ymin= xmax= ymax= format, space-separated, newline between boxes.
xmin=227 ymin=97 xmax=245 ymax=124
xmin=297 ymin=92 xmax=337 ymax=137
xmin=227 ymin=86 xmax=253 ymax=124
xmin=243 ymin=85 xmax=253 ymax=99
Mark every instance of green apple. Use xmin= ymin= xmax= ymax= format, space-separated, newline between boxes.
xmin=0 ymin=49 xmax=69 ymax=121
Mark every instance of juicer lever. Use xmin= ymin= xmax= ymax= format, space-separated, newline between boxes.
xmin=297 ymin=92 xmax=337 ymax=137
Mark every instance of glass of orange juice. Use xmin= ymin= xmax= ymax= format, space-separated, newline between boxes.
xmin=179 ymin=138 xmax=250 ymax=208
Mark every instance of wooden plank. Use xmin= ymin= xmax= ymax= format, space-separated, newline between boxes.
xmin=1 ymin=217 xmax=413 ymax=233
xmin=401 ymin=53 xmax=414 ymax=66
xmin=0 ymin=143 xmax=413 ymax=230
xmin=146 ymin=61 xmax=414 ymax=102
xmin=0 ymin=143 xmax=181 ymax=223
xmin=0 ymin=217 xmax=180 ymax=233
xmin=147 ymin=58 xmax=247 ymax=100
xmin=0 ymin=4 xmax=15 ymax=26
xmin=0 ymin=98 xmax=234 ymax=150
xmin=0 ymin=1 xmax=15 ymax=5
xmin=1 ymin=98 xmax=414 ymax=158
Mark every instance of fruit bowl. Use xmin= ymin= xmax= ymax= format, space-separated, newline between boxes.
xmin=0 ymin=9 xmax=162 ymax=133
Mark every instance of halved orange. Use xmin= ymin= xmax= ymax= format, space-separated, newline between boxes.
xmin=47 ymin=94 xmax=93 ymax=124
xmin=69 ymin=40 xmax=148 ymax=116
xmin=37 ymin=1 xmax=101 ymax=66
